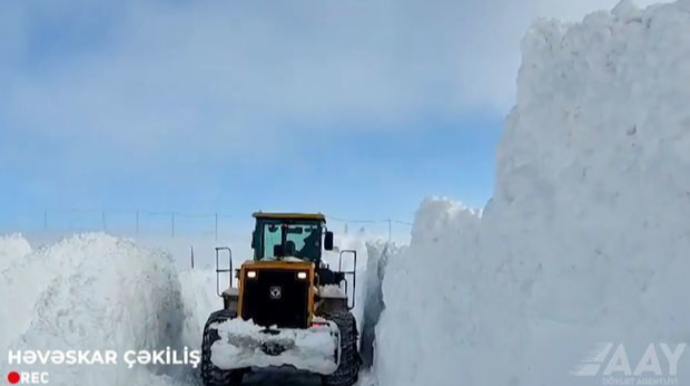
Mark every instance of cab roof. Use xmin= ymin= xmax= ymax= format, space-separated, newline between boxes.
xmin=252 ymin=212 xmax=326 ymax=222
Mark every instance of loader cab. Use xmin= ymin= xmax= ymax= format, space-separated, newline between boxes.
xmin=251 ymin=212 xmax=334 ymax=262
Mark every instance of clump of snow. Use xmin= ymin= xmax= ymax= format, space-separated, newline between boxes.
xmin=377 ymin=1 xmax=690 ymax=385
xmin=319 ymin=285 xmax=348 ymax=298
xmin=0 ymin=233 xmax=32 ymax=272
xmin=211 ymin=318 xmax=339 ymax=374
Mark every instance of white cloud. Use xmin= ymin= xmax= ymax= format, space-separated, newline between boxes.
xmin=0 ymin=0 xmax=672 ymax=165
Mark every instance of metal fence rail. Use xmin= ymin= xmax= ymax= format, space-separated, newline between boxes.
xmin=0 ymin=210 xmax=413 ymax=241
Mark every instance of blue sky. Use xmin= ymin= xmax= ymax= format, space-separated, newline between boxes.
xmin=0 ymin=0 xmax=659 ymax=230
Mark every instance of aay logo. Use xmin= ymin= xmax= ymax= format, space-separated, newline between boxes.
xmin=571 ymin=343 xmax=616 ymax=377
xmin=570 ymin=343 xmax=686 ymax=384
xmin=269 ymin=286 xmax=282 ymax=300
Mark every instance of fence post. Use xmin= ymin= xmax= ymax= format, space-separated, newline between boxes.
xmin=191 ymin=245 xmax=195 ymax=270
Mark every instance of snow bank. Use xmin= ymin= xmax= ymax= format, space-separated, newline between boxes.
xmin=377 ymin=1 xmax=690 ymax=385
xmin=178 ymin=269 xmax=222 ymax=349
xmin=376 ymin=201 xmax=483 ymax=386
xmin=0 ymin=234 xmax=197 ymax=386
xmin=360 ymin=240 xmax=404 ymax=368
xmin=323 ymin=234 xmax=371 ymax=333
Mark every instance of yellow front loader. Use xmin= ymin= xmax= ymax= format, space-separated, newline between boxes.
xmin=201 ymin=213 xmax=360 ymax=386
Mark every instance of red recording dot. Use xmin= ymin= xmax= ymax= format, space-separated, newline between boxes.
xmin=7 ymin=371 xmax=21 ymax=384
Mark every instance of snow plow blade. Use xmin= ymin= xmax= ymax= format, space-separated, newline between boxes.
xmin=209 ymin=318 xmax=341 ymax=375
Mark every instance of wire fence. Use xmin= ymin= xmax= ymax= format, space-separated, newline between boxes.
xmin=0 ymin=209 xmax=414 ymax=241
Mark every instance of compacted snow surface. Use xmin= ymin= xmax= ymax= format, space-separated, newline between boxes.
xmin=376 ymin=1 xmax=690 ymax=386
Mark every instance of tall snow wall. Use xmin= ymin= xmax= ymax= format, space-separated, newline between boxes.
xmin=0 ymin=234 xmax=209 ymax=386
xmin=376 ymin=1 xmax=690 ymax=385
xmin=361 ymin=240 xmax=406 ymax=368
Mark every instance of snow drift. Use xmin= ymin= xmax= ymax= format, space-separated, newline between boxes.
xmin=0 ymin=234 xmax=207 ymax=386
xmin=376 ymin=1 xmax=690 ymax=385
xmin=178 ymin=269 xmax=220 ymax=349
xmin=360 ymin=240 xmax=404 ymax=368
xmin=323 ymin=234 xmax=372 ymax=334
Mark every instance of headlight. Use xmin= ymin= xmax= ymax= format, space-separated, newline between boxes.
xmin=297 ymin=272 xmax=308 ymax=280
xmin=247 ymin=271 xmax=257 ymax=279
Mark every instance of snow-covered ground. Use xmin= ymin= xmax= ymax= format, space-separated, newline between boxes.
xmin=376 ymin=1 xmax=690 ymax=386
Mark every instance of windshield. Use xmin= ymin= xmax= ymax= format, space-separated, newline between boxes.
xmin=258 ymin=221 xmax=322 ymax=262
